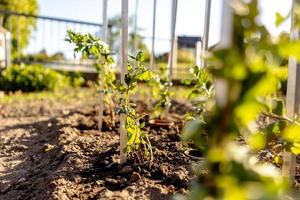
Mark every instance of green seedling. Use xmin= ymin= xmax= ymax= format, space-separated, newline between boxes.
xmin=65 ymin=30 xmax=116 ymax=126
xmin=116 ymin=51 xmax=154 ymax=162
xmin=151 ymin=64 xmax=172 ymax=119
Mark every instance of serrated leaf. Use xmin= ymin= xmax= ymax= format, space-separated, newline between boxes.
xmin=275 ymin=12 xmax=285 ymax=27
xmin=136 ymin=51 xmax=145 ymax=62
xmin=136 ymin=70 xmax=153 ymax=81
xmin=291 ymin=142 xmax=300 ymax=155
xmin=181 ymin=79 xmax=192 ymax=85
xmin=140 ymin=122 xmax=145 ymax=128
xmin=272 ymin=99 xmax=284 ymax=116
xmin=283 ymin=124 xmax=300 ymax=142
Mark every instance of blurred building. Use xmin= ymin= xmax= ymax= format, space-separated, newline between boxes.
xmin=178 ymin=36 xmax=202 ymax=49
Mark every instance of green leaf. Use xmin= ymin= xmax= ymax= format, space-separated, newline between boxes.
xmin=291 ymin=142 xmax=300 ymax=155
xmin=188 ymin=89 xmax=200 ymax=99
xmin=272 ymin=99 xmax=284 ymax=116
xmin=283 ymin=124 xmax=300 ymax=142
xmin=235 ymin=102 xmax=264 ymax=126
xmin=128 ymin=64 xmax=133 ymax=72
xmin=198 ymin=68 xmax=209 ymax=84
xmin=136 ymin=51 xmax=145 ymax=62
xmin=275 ymin=12 xmax=285 ymax=27
xmin=262 ymin=121 xmax=286 ymax=137
xmin=248 ymin=132 xmax=266 ymax=150
xmin=182 ymin=119 xmax=204 ymax=141
xmin=125 ymin=74 xmax=131 ymax=86
xmin=181 ymin=79 xmax=192 ymax=85
xmin=140 ymin=122 xmax=145 ymax=128
xmin=136 ymin=71 xmax=154 ymax=81
xmin=115 ymin=80 xmax=126 ymax=92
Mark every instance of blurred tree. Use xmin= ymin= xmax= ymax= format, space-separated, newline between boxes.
xmin=107 ymin=15 xmax=150 ymax=61
xmin=0 ymin=0 xmax=38 ymax=58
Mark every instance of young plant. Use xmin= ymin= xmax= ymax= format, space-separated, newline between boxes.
xmin=182 ymin=66 xmax=213 ymax=121
xmin=65 ymin=30 xmax=116 ymax=126
xmin=151 ymin=64 xmax=172 ymax=119
xmin=116 ymin=51 xmax=154 ymax=162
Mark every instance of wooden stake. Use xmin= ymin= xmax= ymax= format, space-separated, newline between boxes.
xmin=195 ymin=41 xmax=202 ymax=66
xmin=282 ymin=0 xmax=300 ymax=182
xmin=168 ymin=0 xmax=178 ymax=80
xmin=133 ymin=0 xmax=139 ymax=54
xmin=215 ymin=0 xmax=233 ymax=50
xmin=201 ymin=0 xmax=211 ymax=68
xmin=98 ymin=0 xmax=108 ymax=132
xmin=215 ymin=0 xmax=233 ymax=112
xmin=150 ymin=0 xmax=157 ymax=70
xmin=120 ymin=0 xmax=129 ymax=164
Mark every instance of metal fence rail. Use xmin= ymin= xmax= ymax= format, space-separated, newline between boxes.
xmin=0 ymin=9 xmax=197 ymax=79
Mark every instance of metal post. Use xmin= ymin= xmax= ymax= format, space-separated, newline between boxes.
xmin=150 ymin=0 xmax=157 ymax=70
xmin=282 ymin=0 xmax=300 ymax=182
xmin=120 ymin=0 xmax=129 ymax=164
xmin=201 ymin=0 xmax=211 ymax=68
xmin=133 ymin=0 xmax=139 ymax=54
xmin=168 ymin=0 xmax=178 ymax=79
xmin=98 ymin=0 xmax=108 ymax=132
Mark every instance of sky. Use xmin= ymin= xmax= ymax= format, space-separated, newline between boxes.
xmin=25 ymin=0 xmax=293 ymax=57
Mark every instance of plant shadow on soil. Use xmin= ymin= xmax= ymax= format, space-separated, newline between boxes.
xmin=0 ymin=100 xmax=202 ymax=200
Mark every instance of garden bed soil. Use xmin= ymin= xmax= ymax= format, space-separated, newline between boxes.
xmin=0 ymin=92 xmax=200 ymax=200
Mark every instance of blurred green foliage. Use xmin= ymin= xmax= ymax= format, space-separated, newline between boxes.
xmin=181 ymin=0 xmax=300 ymax=199
xmin=15 ymin=49 xmax=65 ymax=64
xmin=177 ymin=49 xmax=195 ymax=64
xmin=108 ymin=15 xmax=150 ymax=59
xmin=0 ymin=64 xmax=84 ymax=92
xmin=150 ymin=63 xmax=172 ymax=119
xmin=0 ymin=0 xmax=38 ymax=58
xmin=182 ymin=66 xmax=213 ymax=122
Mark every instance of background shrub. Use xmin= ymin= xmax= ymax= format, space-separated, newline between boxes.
xmin=0 ymin=64 xmax=84 ymax=92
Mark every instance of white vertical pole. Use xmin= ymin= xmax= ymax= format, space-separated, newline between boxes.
xmin=17 ymin=16 xmax=21 ymax=56
xmin=134 ymin=0 xmax=139 ymax=54
xmin=195 ymin=41 xmax=202 ymax=66
xmin=98 ymin=0 xmax=108 ymax=132
xmin=215 ymin=0 xmax=232 ymax=109
xmin=217 ymin=0 xmax=233 ymax=49
xmin=168 ymin=0 xmax=178 ymax=80
xmin=282 ymin=0 xmax=300 ymax=181
xmin=5 ymin=32 xmax=11 ymax=68
xmin=201 ymin=0 xmax=211 ymax=68
xmin=150 ymin=0 xmax=157 ymax=70
xmin=120 ymin=0 xmax=129 ymax=164
xmin=173 ymin=36 xmax=178 ymax=71
xmin=102 ymin=0 xmax=108 ymax=42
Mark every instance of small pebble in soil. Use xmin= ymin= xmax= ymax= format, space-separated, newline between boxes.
xmin=121 ymin=165 xmax=133 ymax=174
xmin=130 ymin=172 xmax=141 ymax=183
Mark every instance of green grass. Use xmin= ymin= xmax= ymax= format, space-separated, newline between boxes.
xmin=0 ymin=87 xmax=97 ymax=105
xmin=132 ymin=84 xmax=192 ymax=102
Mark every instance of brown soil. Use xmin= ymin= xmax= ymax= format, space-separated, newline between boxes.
xmin=0 ymin=90 xmax=199 ymax=200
